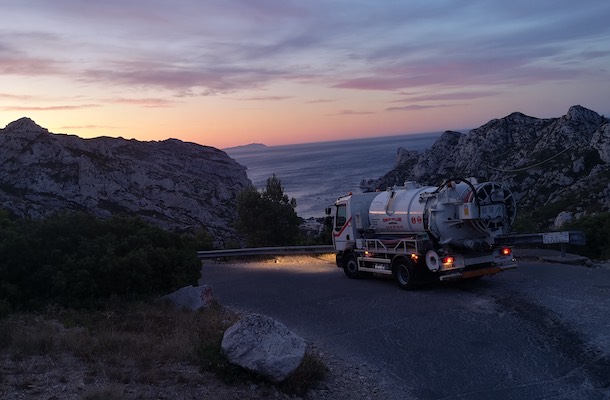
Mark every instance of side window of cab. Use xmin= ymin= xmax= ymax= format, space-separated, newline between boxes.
xmin=335 ymin=204 xmax=347 ymax=230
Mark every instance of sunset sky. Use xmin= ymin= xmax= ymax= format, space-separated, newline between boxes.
xmin=2 ymin=0 xmax=609 ymax=149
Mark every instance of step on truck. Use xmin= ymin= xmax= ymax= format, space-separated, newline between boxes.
xmin=326 ymin=177 xmax=517 ymax=289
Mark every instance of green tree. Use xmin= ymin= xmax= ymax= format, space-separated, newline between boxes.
xmin=237 ymin=174 xmax=300 ymax=246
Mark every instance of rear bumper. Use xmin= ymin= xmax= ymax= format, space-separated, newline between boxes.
xmin=439 ymin=263 xmax=517 ymax=281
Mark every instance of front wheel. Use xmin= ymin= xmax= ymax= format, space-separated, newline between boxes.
xmin=343 ymin=253 xmax=361 ymax=279
xmin=393 ymin=258 xmax=416 ymax=290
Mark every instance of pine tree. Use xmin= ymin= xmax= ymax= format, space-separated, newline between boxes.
xmin=237 ymin=174 xmax=300 ymax=246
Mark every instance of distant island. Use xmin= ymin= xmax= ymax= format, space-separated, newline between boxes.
xmin=224 ymin=143 xmax=268 ymax=152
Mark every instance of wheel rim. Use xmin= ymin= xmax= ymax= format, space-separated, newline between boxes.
xmin=347 ymin=259 xmax=358 ymax=273
xmin=397 ymin=264 xmax=410 ymax=285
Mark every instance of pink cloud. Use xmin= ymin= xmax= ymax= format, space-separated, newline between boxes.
xmin=386 ymin=104 xmax=454 ymax=112
xmin=60 ymin=124 xmax=119 ymax=130
xmin=0 ymin=54 xmax=60 ymax=76
xmin=0 ymin=37 xmax=65 ymax=76
xmin=305 ymin=99 xmax=334 ymax=104
xmin=82 ymin=60 xmax=283 ymax=93
xmin=1 ymin=104 xmax=100 ymax=111
xmin=0 ymin=93 xmax=35 ymax=100
xmin=235 ymin=96 xmax=294 ymax=101
xmin=333 ymin=58 xmax=580 ymax=92
xmin=108 ymin=97 xmax=177 ymax=108
xmin=391 ymin=91 xmax=499 ymax=102
xmin=326 ymin=109 xmax=375 ymax=116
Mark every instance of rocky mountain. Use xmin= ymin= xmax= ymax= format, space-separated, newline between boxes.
xmin=363 ymin=105 xmax=610 ymax=229
xmin=0 ymin=118 xmax=251 ymax=245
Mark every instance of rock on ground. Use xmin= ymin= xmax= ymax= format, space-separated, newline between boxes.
xmin=161 ymin=285 xmax=214 ymax=311
xmin=221 ymin=313 xmax=307 ymax=383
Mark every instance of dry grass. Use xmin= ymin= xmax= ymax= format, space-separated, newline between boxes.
xmin=0 ymin=301 xmax=327 ymax=399
xmin=3 ymin=301 xmax=238 ymax=365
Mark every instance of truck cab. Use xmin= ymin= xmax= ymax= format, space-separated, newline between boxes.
xmin=330 ymin=192 xmax=378 ymax=265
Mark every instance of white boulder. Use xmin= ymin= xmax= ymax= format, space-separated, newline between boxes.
xmin=162 ymin=285 xmax=214 ymax=311
xmin=554 ymin=211 xmax=573 ymax=229
xmin=221 ymin=314 xmax=306 ymax=382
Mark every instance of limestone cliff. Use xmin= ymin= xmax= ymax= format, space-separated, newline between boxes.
xmin=0 ymin=118 xmax=251 ymax=245
xmin=364 ymin=105 xmax=610 ymax=228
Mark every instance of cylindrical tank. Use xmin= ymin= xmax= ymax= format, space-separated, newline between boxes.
xmin=368 ymin=179 xmax=515 ymax=249
xmin=368 ymin=182 xmax=430 ymax=233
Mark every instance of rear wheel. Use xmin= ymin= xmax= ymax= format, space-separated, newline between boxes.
xmin=394 ymin=258 xmax=416 ymax=290
xmin=343 ymin=253 xmax=360 ymax=279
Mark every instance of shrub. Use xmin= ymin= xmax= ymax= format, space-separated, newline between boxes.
xmin=564 ymin=212 xmax=610 ymax=260
xmin=0 ymin=212 xmax=201 ymax=311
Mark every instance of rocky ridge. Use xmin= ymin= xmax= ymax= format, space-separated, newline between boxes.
xmin=0 ymin=118 xmax=251 ymax=245
xmin=363 ymin=105 xmax=610 ymax=228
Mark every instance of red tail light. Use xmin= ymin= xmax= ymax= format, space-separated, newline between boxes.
xmin=501 ymin=247 xmax=512 ymax=256
xmin=442 ymin=256 xmax=455 ymax=264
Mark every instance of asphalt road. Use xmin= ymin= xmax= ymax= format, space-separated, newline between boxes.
xmin=200 ymin=257 xmax=610 ymax=400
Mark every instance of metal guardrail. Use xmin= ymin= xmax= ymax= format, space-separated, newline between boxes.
xmin=496 ymin=230 xmax=586 ymax=246
xmin=496 ymin=230 xmax=586 ymax=258
xmin=197 ymin=245 xmax=335 ymax=259
xmin=198 ymin=231 xmax=586 ymax=259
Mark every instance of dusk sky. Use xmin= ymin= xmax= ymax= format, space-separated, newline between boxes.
xmin=2 ymin=0 xmax=609 ymax=149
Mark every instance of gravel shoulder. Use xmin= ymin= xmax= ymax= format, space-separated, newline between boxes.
xmin=0 ymin=351 xmax=389 ymax=400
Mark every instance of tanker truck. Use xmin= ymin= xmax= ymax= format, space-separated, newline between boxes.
xmin=326 ymin=177 xmax=517 ymax=289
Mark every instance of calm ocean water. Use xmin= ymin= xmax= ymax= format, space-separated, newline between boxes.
xmin=225 ymin=132 xmax=442 ymax=218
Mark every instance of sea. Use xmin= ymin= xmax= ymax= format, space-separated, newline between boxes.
xmin=225 ymin=132 xmax=443 ymax=219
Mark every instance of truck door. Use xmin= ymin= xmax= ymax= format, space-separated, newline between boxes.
xmin=332 ymin=203 xmax=351 ymax=251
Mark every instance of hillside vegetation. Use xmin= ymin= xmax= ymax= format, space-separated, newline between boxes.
xmin=564 ymin=212 xmax=610 ymax=260
xmin=0 ymin=211 xmax=202 ymax=314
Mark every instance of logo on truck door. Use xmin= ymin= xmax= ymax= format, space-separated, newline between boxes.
xmin=332 ymin=217 xmax=352 ymax=238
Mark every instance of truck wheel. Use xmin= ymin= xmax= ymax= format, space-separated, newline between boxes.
xmin=394 ymin=259 xmax=416 ymax=290
xmin=343 ymin=253 xmax=361 ymax=279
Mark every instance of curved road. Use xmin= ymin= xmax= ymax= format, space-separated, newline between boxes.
xmin=200 ymin=258 xmax=610 ymax=400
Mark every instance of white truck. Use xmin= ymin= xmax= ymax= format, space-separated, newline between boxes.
xmin=326 ymin=178 xmax=518 ymax=289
